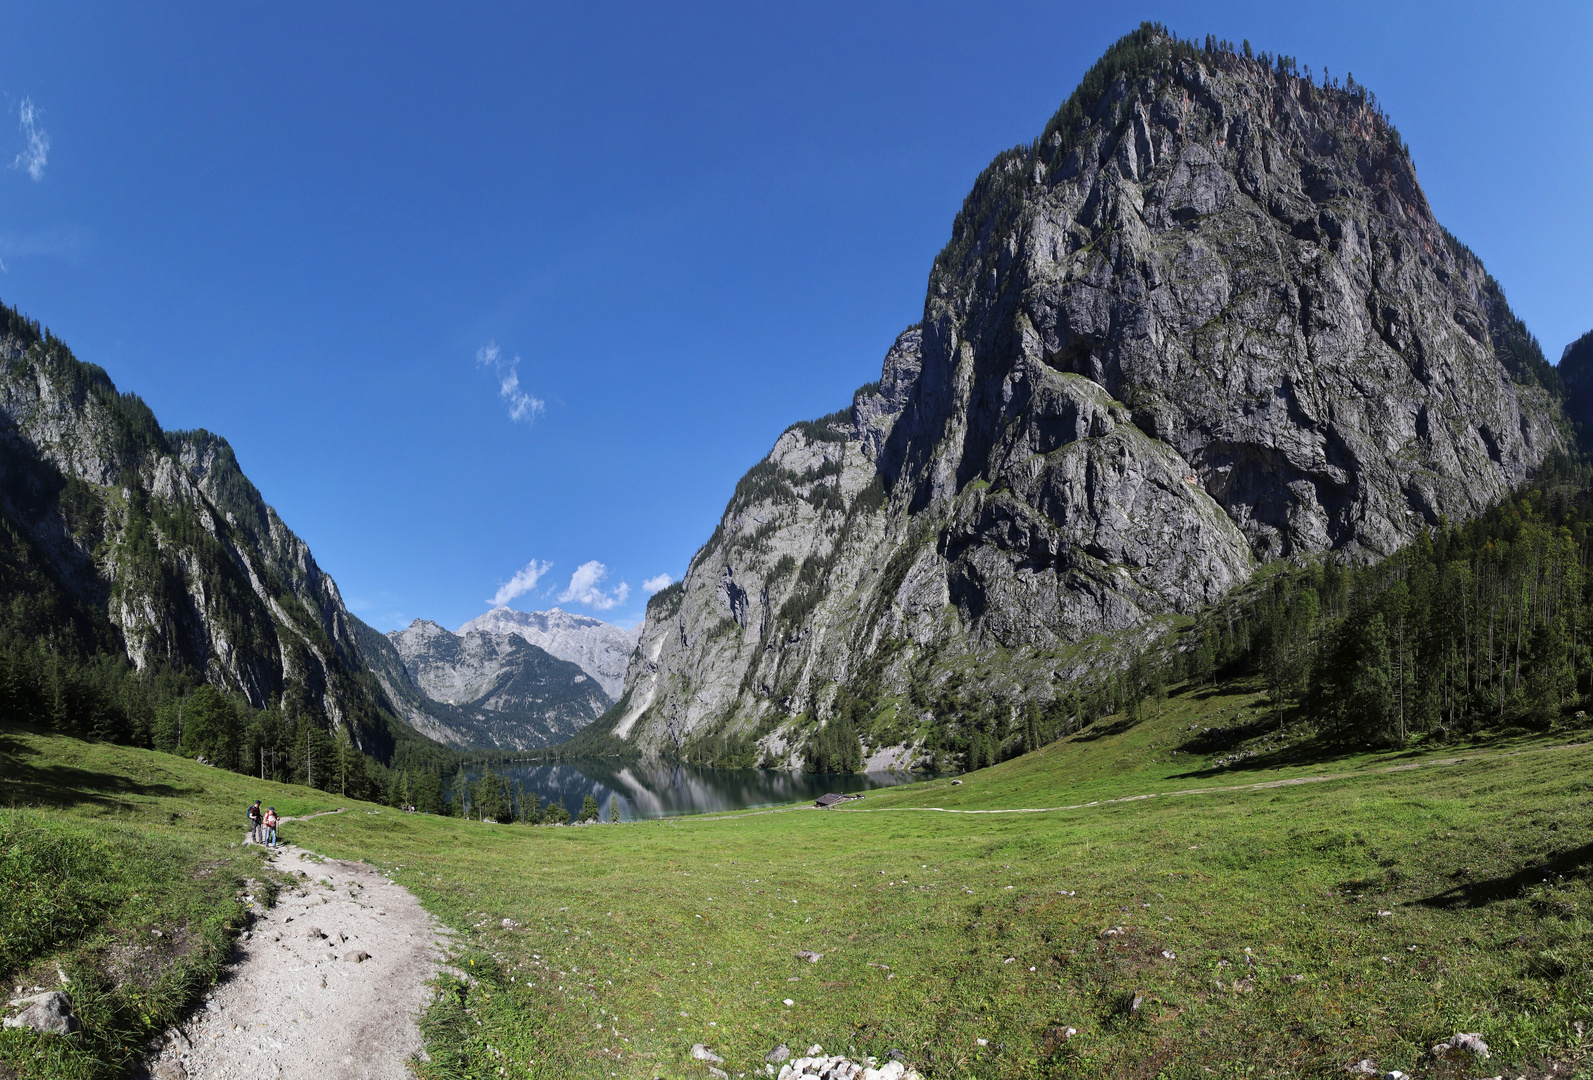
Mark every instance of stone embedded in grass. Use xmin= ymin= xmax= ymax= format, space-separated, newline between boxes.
xmin=765 ymin=1044 xmax=790 ymax=1062
xmin=783 ymin=998 xmax=794 ymax=1006
xmin=1429 ymin=1032 xmax=1489 ymax=1060
xmin=2 ymin=991 xmax=79 ymax=1035
xmin=795 ymin=951 xmax=822 ymax=963
xmin=691 ymin=1044 xmax=725 ymax=1064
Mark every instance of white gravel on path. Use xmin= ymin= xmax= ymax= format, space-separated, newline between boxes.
xmin=149 ymin=823 xmax=450 ymax=1080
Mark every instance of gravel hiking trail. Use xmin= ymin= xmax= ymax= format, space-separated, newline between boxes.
xmin=144 ymin=810 xmax=450 ymax=1080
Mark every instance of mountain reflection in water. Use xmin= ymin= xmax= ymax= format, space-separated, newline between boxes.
xmin=489 ymin=760 xmax=926 ymax=821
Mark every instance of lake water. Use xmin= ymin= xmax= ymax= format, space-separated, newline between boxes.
xmin=489 ymin=759 xmax=928 ymax=821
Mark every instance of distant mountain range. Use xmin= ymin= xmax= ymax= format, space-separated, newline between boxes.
xmin=458 ymin=607 xmax=638 ymax=699
xmin=349 ymin=610 xmax=635 ymax=750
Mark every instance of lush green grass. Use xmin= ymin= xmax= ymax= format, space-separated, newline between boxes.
xmin=5 ymin=681 xmax=1593 ymax=1079
xmin=0 ymin=727 xmax=342 ymax=1079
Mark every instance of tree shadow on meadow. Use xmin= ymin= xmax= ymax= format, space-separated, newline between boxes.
xmin=0 ymin=723 xmax=186 ymax=810
xmin=1415 ymin=841 xmax=1593 ymax=910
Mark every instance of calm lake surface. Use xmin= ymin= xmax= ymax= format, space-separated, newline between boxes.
xmin=489 ymin=759 xmax=928 ymax=821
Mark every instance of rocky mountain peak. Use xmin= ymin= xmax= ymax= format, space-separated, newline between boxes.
xmin=458 ymin=606 xmax=638 ymax=698
xmin=598 ymin=25 xmax=1570 ymax=760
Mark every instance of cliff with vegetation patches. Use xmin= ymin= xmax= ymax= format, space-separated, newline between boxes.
xmin=596 ymin=25 xmax=1567 ymax=764
xmin=0 ymin=309 xmax=403 ymax=756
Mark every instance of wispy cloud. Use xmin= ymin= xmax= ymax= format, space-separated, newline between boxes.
xmin=476 ymin=341 xmax=544 ymax=424
xmin=490 ymin=558 xmax=552 ymax=606
xmin=642 ymin=573 xmax=673 ymax=593
xmin=12 ymin=98 xmax=48 ymax=181
xmin=559 ymin=560 xmax=629 ymax=611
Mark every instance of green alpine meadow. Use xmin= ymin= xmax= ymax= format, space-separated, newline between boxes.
xmin=4 ymin=18 xmax=1593 ymax=1080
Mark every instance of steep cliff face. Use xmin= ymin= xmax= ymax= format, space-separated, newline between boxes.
xmin=381 ymin=619 xmax=611 ymax=749
xmin=605 ymin=27 xmax=1567 ymax=760
xmin=0 ymin=314 xmax=400 ymax=754
xmin=457 ymin=606 xmax=638 ymax=699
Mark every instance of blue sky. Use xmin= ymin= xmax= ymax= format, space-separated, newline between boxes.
xmin=2 ymin=2 xmax=1589 ymax=632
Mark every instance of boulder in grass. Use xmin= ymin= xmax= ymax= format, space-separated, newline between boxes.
xmin=691 ymin=1044 xmax=725 ymax=1064
xmin=2 ymin=991 xmax=79 ymax=1035
xmin=1429 ymin=1032 xmax=1489 ymax=1060
xmin=765 ymin=1045 xmax=791 ymax=1063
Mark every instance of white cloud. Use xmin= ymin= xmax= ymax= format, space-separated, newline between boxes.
xmin=490 ymin=558 xmax=552 ymax=606
xmin=12 ymin=98 xmax=48 ymax=181
xmin=642 ymin=573 xmax=673 ymax=593
xmin=476 ymin=341 xmax=544 ymax=424
xmin=559 ymin=560 xmax=630 ymax=611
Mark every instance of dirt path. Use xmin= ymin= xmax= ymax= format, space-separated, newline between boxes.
xmin=147 ymin=820 xmax=450 ymax=1080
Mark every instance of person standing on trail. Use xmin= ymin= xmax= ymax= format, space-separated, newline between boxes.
xmin=263 ymin=806 xmax=279 ymax=848
xmin=248 ymin=800 xmax=262 ymax=843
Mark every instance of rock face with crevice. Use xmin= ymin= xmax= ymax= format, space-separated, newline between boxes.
xmin=596 ymin=27 xmax=1567 ymax=760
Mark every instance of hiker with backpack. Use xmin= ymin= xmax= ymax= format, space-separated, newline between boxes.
xmin=248 ymin=800 xmax=262 ymax=843
xmin=263 ymin=806 xmax=279 ymax=848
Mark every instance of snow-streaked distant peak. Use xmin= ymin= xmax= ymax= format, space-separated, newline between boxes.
xmin=456 ymin=606 xmax=638 ymax=698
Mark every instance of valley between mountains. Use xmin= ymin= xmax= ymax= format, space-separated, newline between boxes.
xmin=5 ymin=21 xmax=1593 ymax=1080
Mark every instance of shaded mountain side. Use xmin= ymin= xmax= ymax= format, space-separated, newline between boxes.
xmin=598 ymin=24 xmax=1570 ymax=763
xmin=0 ymin=304 xmax=418 ymax=760
xmin=1560 ymin=329 xmax=1593 ymax=450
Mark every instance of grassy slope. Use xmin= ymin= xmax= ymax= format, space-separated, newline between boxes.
xmin=5 ymin=680 xmax=1593 ymax=1079
xmin=0 ymin=729 xmax=342 ymax=1079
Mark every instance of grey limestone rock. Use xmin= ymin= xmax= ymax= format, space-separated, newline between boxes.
xmin=597 ymin=30 xmax=1568 ymax=761
xmin=457 ymin=606 xmax=638 ymax=699
xmin=3 ymin=990 xmax=79 ymax=1035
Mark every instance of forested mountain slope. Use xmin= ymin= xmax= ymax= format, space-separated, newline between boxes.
xmin=599 ymin=25 xmax=1569 ymax=762
xmin=0 ymin=305 xmax=407 ymax=760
